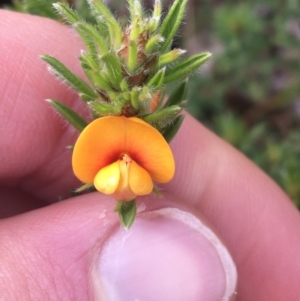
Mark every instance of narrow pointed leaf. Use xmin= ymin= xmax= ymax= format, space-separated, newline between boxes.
xmin=130 ymin=86 xmax=141 ymax=110
xmin=75 ymin=183 xmax=94 ymax=193
xmin=120 ymin=78 xmax=129 ymax=92
xmin=164 ymin=52 xmax=212 ymax=83
xmin=53 ymin=3 xmax=82 ymax=24
xmin=153 ymin=0 xmax=162 ymax=19
xmin=152 ymin=186 xmax=162 ymax=197
xmin=162 ymin=114 xmax=184 ymax=142
xmin=154 ymin=88 xmax=166 ymax=111
xmin=46 ymin=99 xmax=88 ymax=132
xmin=75 ymin=28 xmax=98 ymax=62
xmin=143 ymin=105 xmax=181 ymax=126
xmin=159 ymin=0 xmax=188 ymax=52
xmin=128 ymin=40 xmax=138 ymax=73
xmin=145 ymin=34 xmax=164 ymax=54
xmin=80 ymin=51 xmax=98 ymax=70
xmin=115 ymin=200 xmax=137 ymax=229
xmin=128 ymin=0 xmax=136 ymax=21
xmin=149 ymin=0 xmax=162 ymax=32
xmin=101 ymin=53 xmax=122 ymax=88
xmin=135 ymin=0 xmax=143 ymax=19
xmin=88 ymin=0 xmax=122 ymax=48
xmin=41 ymin=55 xmax=98 ymax=100
xmin=147 ymin=67 xmax=165 ymax=90
xmin=90 ymin=101 xmax=121 ymax=116
xmin=85 ymin=69 xmax=113 ymax=91
xmin=79 ymin=93 xmax=97 ymax=102
xmin=75 ymin=21 xmax=108 ymax=54
xmin=72 ymin=183 xmax=96 ymax=196
xmin=129 ymin=0 xmax=142 ymax=20
xmin=164 ymin=80 xmax=187 ymax=107
xmin=14 ymin=0 xmax=57 ymax=18
xmin=158 ymin=49 xmax=186 ymax=66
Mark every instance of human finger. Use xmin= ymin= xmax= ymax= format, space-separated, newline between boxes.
xmin=0 ymin=10 xmax=84 ymax=202
xmin=0 ymin=193 xmax=236 ymax=301
xmin=166 ymin=114 xmax=300 ymax=301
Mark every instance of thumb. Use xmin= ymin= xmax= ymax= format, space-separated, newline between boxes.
xmin=0 ymin=194 xmax=237 ymax=301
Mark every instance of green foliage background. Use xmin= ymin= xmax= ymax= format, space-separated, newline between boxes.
xmin=6 ymin=0 xmax=300 ymax=207
xmin=184 ymin=0 xmax=300 ymax=207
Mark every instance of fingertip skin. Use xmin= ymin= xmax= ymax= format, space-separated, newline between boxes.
xmin=168 ymin=114 xmax=300 ymax=301
xmin=0 ymin=10 xmax=85 ymax=200
xmin=0 ymin=194 xmax=117 ymax=301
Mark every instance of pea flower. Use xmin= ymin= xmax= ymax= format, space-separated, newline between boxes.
xmin=42 ymin=0 xmax=211 ymax=227
xmin=72 ymin=116 xmax=175 ymax=201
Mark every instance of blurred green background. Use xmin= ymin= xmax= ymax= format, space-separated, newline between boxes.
xmin=3 ymin=0 xmax=300 ymax=207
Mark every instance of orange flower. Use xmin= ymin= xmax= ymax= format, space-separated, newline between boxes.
xmin=72 ymin=116 xmax=175 ymax=201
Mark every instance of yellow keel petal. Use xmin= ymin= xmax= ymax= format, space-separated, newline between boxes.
xmin=94 ymin=161 xmax=120 ymax=194
xmin=129 ymin=161 xmax=153 ymax=195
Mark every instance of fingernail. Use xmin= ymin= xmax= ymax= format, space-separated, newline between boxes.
xmin=92 ymin=208 xmax=237 ymax=301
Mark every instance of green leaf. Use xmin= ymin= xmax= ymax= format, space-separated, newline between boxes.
xmin=71 ymin=183 xmax=96 ymax=197
xmin=75 ymin=183 xmax=94 ymax=193
xmin=130 ymin=86 xmax=141 ymax=110
xmin=153 ymin=186 xmax=162 ymax=197
xmin=115 ymin=200 xmax=137 ymax=229
xmin=149 ymin=0 xmax=162 ymax=32
xmin=145 ymin=34 xmax=164 ymax=54
xmin=46 ymin=99 xmax=88 ymax=132
xmin=162 ymin=114 xmax=184 ymax=142
xmin=128 ymin=0 xmax=136 ymax=21
xmin=75 ymin=21 xmax=108 ymax=54
xmin=89 ymin=0 xmax=122 ymax=49
xmin=129 ymin=0 xmax=142 ymax=21
xmin=164 ymin=80 xmax=187 ymax=107
xmin=158 ymin=49 xmax=186 ymax=66
xmin=79 ymin=93 xmax=97 ymax=102
xmin=53 ymin=3 xmax=82 ymax=24
xmin=159 ymin=0 xmax=188 ymax=52
xmin=84 ymin=69 xmax=113 ymax=91
xmin=76 ymin=30 xmax=98 ymax=64
xmin=128 ymin=40 xmax=138 ymax=73
xmin=41 ymin=55 xmax=98 ymax=100
xmin=120 ymin=78 xmax=129 ymax=92
xmin=14 ymin=0 xmax=59 ymax=19
xmin=143 ymin=105 xmax=181 ymax=126
xmin=153 ymin=0 xmax=162 ymax=20
xmin=101 ymin=53 xmax=122 ymax=88
xmin=89 ymin=101 xmax=121 ymax=116
xmin=147 ymin=67 xmax=166 ymax=90
xmin=164 ymin=52 xmax=212 ymax=83
xmin=80 ymin=51 xmax=98 ymax=70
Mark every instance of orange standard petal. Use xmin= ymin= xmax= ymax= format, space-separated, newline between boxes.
xmin=72 ymin=116 xmax=175 ymax=200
